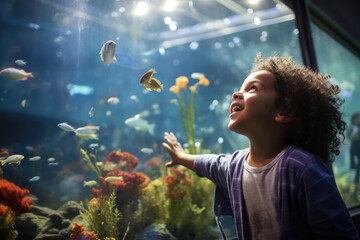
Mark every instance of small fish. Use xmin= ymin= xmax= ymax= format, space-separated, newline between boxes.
xmin=106 ymin=110 xmax=112 ymax=116
xmin=191 ymin=72 xmax=205 ymax=79
xmin=48 ymin=162 xmax=58 ymax=166
xmin=0 ymin=154 xmax=24 ymax=165
xmin=107 ymin=97 xmax=119 ymax=105
xmin=96 ymin=162 xmax=103 ymax=167
xmin=104 ymin=176 xmax=123 ymax=182
xmin=83 ymin=180 xmax=98 ymax=187
xmin=130 ymin=95 xmax=138 ymax=102
xmin=0 ymin=68 xmax=33 ymax=81
xmin=141 ymin=148 xmax=153 ymax=155
xmin=125 ymin=114 xmax=155 ymax=135
xmin=83 ymin=125 xmax=100 ymax=132
xmin=29 ymin=156 xmax=41 ymax=161
xmin=76 ymin=127 xmax=95 ymax=134
xmin=100 ymin=41 xmax=117 ymax=66
xmin=29 ymin=176 xmax=40 ymax=182
xmin=139 ymin=69 xmax=163 ymax=92
xmin=66 ymin=84 xmax=94 ymax=96
xmin=58 ymin=122 xmax=75 ymax=132
xmin=89 ymin=107 xmax=95 ymax=117
xmin=75 ymin=132 xmax=98 ymax=140
xmin=89 ymin=143 xmax=99 ymax=150
xmin=47 ymin=157 xmax=55 ymax=162
xmin=15 ymin=60 xmax=27 ymax=66
xmin=21 ymin=99 xmax=26 ymax=108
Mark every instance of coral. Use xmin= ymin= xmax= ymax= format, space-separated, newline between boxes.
xmin=80 ymin=192 xmax=121 ymax=240
xmin=70 ymin=222 xmax=98 ymax=240
xmin=0 ymin=179 xmax=32 ymax=216
xmin=103 ymin=151 xmax=138 ymax=172
xmin=162 ymin=168 xmax=192 ymax=199
xmin=80 ymin=149 xmax=102 ymax=179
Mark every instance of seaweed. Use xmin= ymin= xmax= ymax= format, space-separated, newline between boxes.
xmin=80 ymin=149 xmax=102 ymax=179
xmin=80 ymin=192 xmax=123 ymax=239
xmin=0 ymin=213 xmax=17 ymax=240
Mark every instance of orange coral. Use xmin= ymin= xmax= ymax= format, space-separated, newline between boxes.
xmin=176 ymin=76 xmax=189 ymax=89
xmin=199 ymin=76 xmax=210 ymax=86
xmin=169 ymin=85 xmax=180 ymax=94
xmin=70 ymin=222 xmax=98 ymax=240
xmin=162 ymin=168 xmax=192 ymax=199
xmin=189 ymin=85 xmax=197 ymax=93
xmin=103 ymin=151 xmax=138 ymax=171
xmin=0 ymin=179 xmax=32 ymax=216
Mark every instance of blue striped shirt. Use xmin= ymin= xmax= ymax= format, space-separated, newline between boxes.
xmin=195 ymin=145 xmax=358 ymax=240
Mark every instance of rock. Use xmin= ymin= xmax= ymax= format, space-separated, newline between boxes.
xmin=34 ymin=233 xmax=65 ymax=240
xmin=49 ymin=213 xmax=64 ymax=226
xmin=61 ymin=219 xmax=71 ymax=228
xmin=31 ymin=205 xmax=58 ymax=218
xmin=15 ymin=213 xmax=48 ymax=240
xmin=137 ymin=223 xmax=177 ymax=240
xmin=57 ymin=201 xmax=85 ymax=220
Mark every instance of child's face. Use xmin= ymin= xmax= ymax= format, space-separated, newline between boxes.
xmin=228 ymin=70 xmax=279 ymax=136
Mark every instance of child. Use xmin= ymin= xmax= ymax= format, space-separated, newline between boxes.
xmin=163 ymin=55 xmax=358 ymax=240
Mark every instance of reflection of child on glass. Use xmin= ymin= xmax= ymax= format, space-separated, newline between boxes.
xmin=348 ymin=112 xmax=360 ymax=182
xmin=163 ymin=55 xmax=358 ymax=239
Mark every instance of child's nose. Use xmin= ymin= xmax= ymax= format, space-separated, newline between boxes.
xmin=232 ymin=92 xmax=243 ymax=101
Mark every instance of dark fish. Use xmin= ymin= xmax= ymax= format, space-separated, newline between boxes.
xmin=139 ymin=68 xmax=155 ymax=85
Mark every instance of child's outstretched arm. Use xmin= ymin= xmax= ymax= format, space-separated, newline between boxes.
xmin=162 ymin=132 xmax=197 ymax=171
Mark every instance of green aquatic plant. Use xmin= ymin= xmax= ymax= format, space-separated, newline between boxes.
xmin=80 ymin=192 xmax=122 ymax=239
xmin=0 ymin=214 xmax=17 ymax=240
xmin=80 ymin=149 xmax=102 ymax=179
xmin=169 ymin=75 xmax=210 ymax=154
xmin=334 ymin=167 xmax=360 ymax=207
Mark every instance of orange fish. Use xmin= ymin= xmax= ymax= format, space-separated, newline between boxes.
xmin=0 ymin=68 xmax=33 ymax=80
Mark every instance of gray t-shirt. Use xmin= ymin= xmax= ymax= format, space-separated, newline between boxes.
xmin=242 ymin=149 xmax=285 ymax=240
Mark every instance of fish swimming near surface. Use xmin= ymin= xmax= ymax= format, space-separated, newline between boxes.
xmin=29 ymin=176 xmax=40 ymax=182
xmin=0 ymin=68 xmax=33 ymax=80
xmin=75 ymin=127 xmax=98 ymax=140
xmin=58 ymin=122 xmax=76 ymax=132
xmin=0 ymin=154 xmax=24 ymax=165
xmin=15 ymin=60 xmax=27 ymax=66
xmin=141 ymin=148 xmax=153 ymax=155
xmin=107 ymin=97 xmax=119 ymax=105
xmin=48 ymin=162 xmax=58 ymax=166
xmin=100 ymin=41 xmax=117 ymax=66
xmin=139 ymin=68 xmax=163 ymax=92
xmin=104 ymin=176 xmax=123 ymax=182
xmin=47 ymin=157 xmax=55 ymax=162
xmin=83 ymin=180 xmax=98 ymax=187
xmin=125 ymin=114 xmax=155 ymax=135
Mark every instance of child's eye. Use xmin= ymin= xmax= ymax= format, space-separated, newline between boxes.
xmin=249 ymin=85 xmax=257 ymax=91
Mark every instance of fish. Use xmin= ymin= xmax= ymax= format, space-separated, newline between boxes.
xmin=89 ymin=143 xmax=99 ymax=150
xmin=47 ymin=157 xmax=55 ymax=162
xmin=75 ymin=127 xmax=98 ymax=140
xmin=89 ymin=107 xmax=95 ymax=117
xmin=48 ymin=162 xmax=58 ymax=166
xmin=139 ymin=69 xmax=163 ymax=92
xmin=104 ymin=176 xmax=123 ymax=182
xmin=83 ymin=125 xmax=100 ymax=132
xmin=130 ymin=95 xmax=139 ymax=102
xmin=29 ymin=176 xmax=40 ymax=182
xmin=21 ymin=99 xmax=26 ymax=108
xmin=0 ymin=154 xmax=24 ymax=165
xmin=125 ymin=114 xmax=155 ymax=135
xmin=83 ymin=180 xmax=98 ymax=187
xmin=0 ymin=68 xmax=33 ymax=80
xmin=191 ymin=72 xmax=205 ymax=79
xmin=100 ymin=41 xmax=117 ymax=66
xmin=107 ymin=97 xmax=119 ymax=105
xmin=29 ymin=156 xmax=41 ymax=161
xmin=66 ymin=84 xmax=94 ymax=96
xmin=141 ymin=148 xmax=153 ymax=154
xmin=58 ymin=122 xmax=75 ymax=132
xmin=15 ymin=60 xmax=27 ymax=66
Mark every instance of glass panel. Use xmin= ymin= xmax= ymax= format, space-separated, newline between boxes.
xmin=0 ymin=0 xmax=298 ymax=239
xmin=312 ymin=23 xmax=360 ymax=208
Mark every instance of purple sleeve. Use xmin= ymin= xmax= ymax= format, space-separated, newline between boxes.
xmin=194 ymin=154 xmax=230 ymax=188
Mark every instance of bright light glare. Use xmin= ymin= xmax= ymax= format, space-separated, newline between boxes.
xmin=133 ymin=2 xmax=149 ymax=16
xmin=249 ymin=0 xmax=259 ymax=4
xmin=169 ymin=21 xmax=177 ymax=31
xmin=254 ymin=17 xmax=261 ymax=25
xmin=163 ymin=0 xmax=178 ymax=11
xmin=164 ymin=16 xmax=172 ymax=25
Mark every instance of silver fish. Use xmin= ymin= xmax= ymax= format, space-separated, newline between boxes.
xmin=125 ymin=114 xmax=155 ymax=135
xmin=99 ymin=41 xmax=117 ymax=66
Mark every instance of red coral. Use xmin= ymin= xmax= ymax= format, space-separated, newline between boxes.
xmin=162 ymin=168 xmax=192 ymax=199
xmin=103 ymin=151 xmax=138 ymax=171
xmin=0 ymin=179 xmax=32 ymax=216
xmin=92 ymin=169 xmax=150 ymax=198
xmin=70 ymin=222 xmax=98 ymax=240
xmin=0 ymin=204 xmax=12 ymax=216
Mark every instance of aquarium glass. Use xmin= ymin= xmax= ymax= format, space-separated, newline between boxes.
xmin=0 ymin=0 xmax=301 ymax=239
xmin=311 ymin=23 xmax=360 ymax=208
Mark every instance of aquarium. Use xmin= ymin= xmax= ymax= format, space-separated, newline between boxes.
xmin=1 ymin=0 xmax=357 ymax=239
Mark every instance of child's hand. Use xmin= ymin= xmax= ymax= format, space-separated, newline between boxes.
xmin=162 ymin=132 xmax=185 ymax=167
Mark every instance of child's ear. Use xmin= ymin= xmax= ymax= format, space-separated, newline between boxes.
xmin=275 ymin=112 xmax=292 ymax=123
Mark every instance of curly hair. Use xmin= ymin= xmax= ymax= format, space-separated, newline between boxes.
xmin=251 ymin=54 xmax=346 ymax=166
